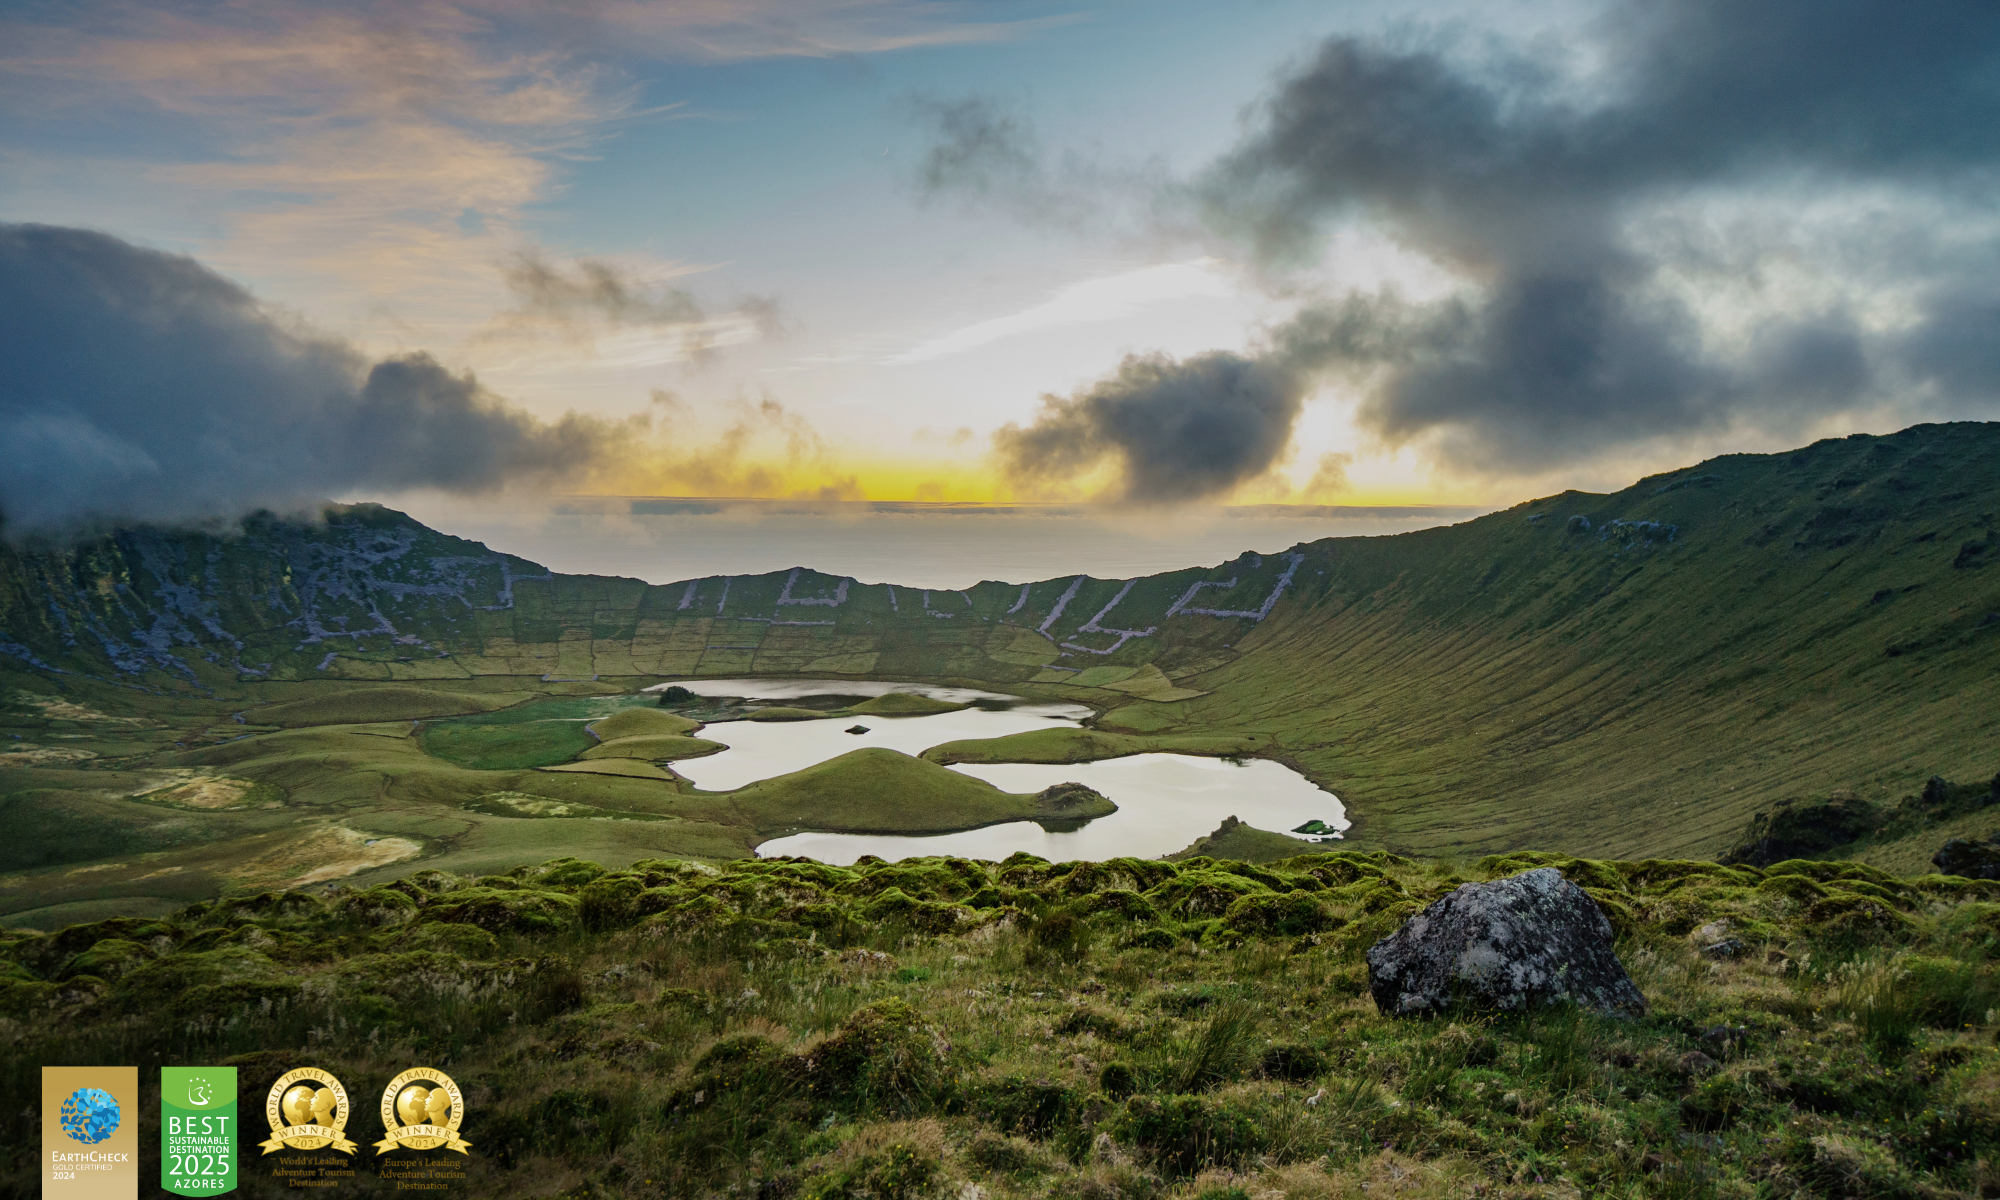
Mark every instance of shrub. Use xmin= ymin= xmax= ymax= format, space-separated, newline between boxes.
xmin=523 ymin=955 xmax=587 ymax=1023
xmin=805 ymin=1139 xmax=941 ymax=1200
xmin=797 ymin=999 xmax=953 ymax=1115
xmin=967 ymin=1075 xmax=1081 ymax=1139
xmin=968 ymin=1129 xmax=1049 ymax=1175
xmin=1113 ymin=1093 xmax=1269 ymax=1176
xmin=1027 ymin=913 xmax=1092 ymax=967
xmin=1255 ymin=1043 xmax=1326 ymax=1082
xmin=1162 ymin=1002 xmax=1257 ymax=1093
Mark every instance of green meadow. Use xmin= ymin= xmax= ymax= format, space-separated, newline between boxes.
xmin=3 ymin=848 xmax=1997 ymax=1198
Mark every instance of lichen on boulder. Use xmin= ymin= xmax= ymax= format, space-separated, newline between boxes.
xmin=1365 ymin=867 xmax=1646 ymax=1017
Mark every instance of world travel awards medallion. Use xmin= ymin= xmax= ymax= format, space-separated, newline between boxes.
xmin=375 ymin=1067 xmax=472 ymax=1154
xmin=259 ymin=1067 xmax=358 ymax=1189
xmin=161 ymin=1066 xmax=237 ymax=1194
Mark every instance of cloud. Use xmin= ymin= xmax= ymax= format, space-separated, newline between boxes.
xmin=1 ymin=1 xmax=957 ymax=353
xmin=992 ymin=350 xmax=1306 ymax=505
xmin=1305 ymin=452 xmax=1353 ymax=499
xmin=0 ymin=4 xmax=631 ymax=341
xmin=0 ymin=224 xmax=847 ymax=537
xmin=502 ymin=250 xmax=707 ymax=328
xmin=1195 ymin=0 xmax=2000 ymax=470
xmin=910 ymin=94 xmax=1165 ymax=235
xmin=542 ymin=1 xmax=1078 ymax=63
xmin=882 ymin=259 xmax=1233 ymax=364
xmin=924 ymin=0 xmax=2000 ymax=478
xmin=490 ymin=250 xmax=795 ymax=370
xmin=0 ymin=224 xmax=633 ymax=537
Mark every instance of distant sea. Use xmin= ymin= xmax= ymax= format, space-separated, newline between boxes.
xmin=392 ymin=497 xmax=1490 ymax=589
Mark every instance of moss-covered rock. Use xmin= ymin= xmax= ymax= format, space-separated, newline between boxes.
xmin=1478 ymin=852 xmax=1627 ymax=893
xmin=1723 ymin=794 xmax=1882 ymax=867
xmin=112 ymin=945 xmax=296 ymax=1016
xmin=1804 ymin=893 xmax=1914 ymax=943
xmin=517 ymin=857 xmax=608 ymax=889
xmin=397 ymin=922 xmax=498 ymax=958
xmin=1073 ymin=889 xmax=1160 ymax=923
xmin=1147 ymin=870 xmax=1272 ymax=919
xmin=340 ymin=886 xmax=419 ymax=926
xmin=578 ymin=873 xmax=649 ymax=931
xmin=1221 ymin=891 xmax=1336 ymax=938
xmin=423 ymin=886 xmax=580 ymax=934
xmin=56 ymin=937 xmax=154 ymax=982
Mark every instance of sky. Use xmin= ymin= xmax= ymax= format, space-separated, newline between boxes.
xmin=2 ymin=0 xmax=1997 ymax=549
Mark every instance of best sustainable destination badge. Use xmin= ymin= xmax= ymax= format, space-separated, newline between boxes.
xmin=374 ymin=1068 xmax=473 ymax=1155
xmin=259 ymin=1067 xmax=359 ymax=1155
xmin=162 ymin=1066 xmax=238 ymax=1194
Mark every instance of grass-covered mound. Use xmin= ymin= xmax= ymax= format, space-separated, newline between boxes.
xmin=740 ymin=707 xmax=837 ymax=722
xmin=252 ymin=686 xmax=533 ymax=727
xmin=726 ymin=748 xmax=1059 ymax=835
xmin=846 ymin=694 xmax=968 ymax=717
xmin=4 ymin=848 xmax=1997 ymax=1199
xmin=581 ymin=735 xmax=728 ymax=762
xmin=589 ymin=708 xmax=705 ymax=740
xmin=1168 ymin=816 xmax=1321 ymax=864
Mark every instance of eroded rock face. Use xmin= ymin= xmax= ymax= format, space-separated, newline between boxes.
xmin=1366 ymin=867 xmax=1647 ymax=1017
xmin=1933 ymin=836 xmax=2000 ymax=880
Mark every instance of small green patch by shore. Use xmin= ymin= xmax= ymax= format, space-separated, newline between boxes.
xmin=923 ymin=728 xmax=1268 ymax=766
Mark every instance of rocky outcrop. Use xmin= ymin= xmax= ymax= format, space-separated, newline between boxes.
xmin=1366 ymin=867 xmax=1647 ymax=1017
xmin=1933 ymin=835 xmax=2000 ymax=880
xmin=1721 ymin=791 xmax=1880 ymax=866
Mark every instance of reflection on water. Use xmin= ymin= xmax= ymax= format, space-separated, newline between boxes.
xmin=760 ymin=754 xmax=1346 ymax=865
xmin=649 ymin=679 xmax=1347 ymax=864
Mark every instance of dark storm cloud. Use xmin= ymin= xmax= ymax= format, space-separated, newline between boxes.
xmin=993 ymin=351 xmax=1305 ymax=504
xmin=1197 ymin=0 xmax=2000 ymax=469
xmin=0 ymin=224 xmax=620 ymax=538
xmin=927 ymin=0 xmax=2000 ymax=479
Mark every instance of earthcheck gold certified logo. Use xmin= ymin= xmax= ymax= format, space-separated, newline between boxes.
xmin=258 ymin=1067 xmax=358 ymax=1155
xmin=375 ymin=1067 xmax=472 ymax=1155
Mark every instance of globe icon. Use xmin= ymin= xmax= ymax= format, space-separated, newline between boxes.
xmin=59 ymin=1087 xmax=120 ymax=1144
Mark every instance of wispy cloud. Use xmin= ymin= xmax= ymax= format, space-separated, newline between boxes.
xmin=882 ymin=259 xmax=1234 ymax=364
xmin=563 ymin=1 xmax=1085 ymax=62
xmin=2 ymin=4 xmax=621 ymax=342
xmin=0 ymin=1 xmax=1064 ymax=353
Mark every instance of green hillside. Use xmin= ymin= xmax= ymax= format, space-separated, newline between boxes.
xmin=2 ymin=423 xmax=1997 ymax=910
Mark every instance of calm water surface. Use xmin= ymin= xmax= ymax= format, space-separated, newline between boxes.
xmin=648 ymin=679 xmax=1348 ymax=863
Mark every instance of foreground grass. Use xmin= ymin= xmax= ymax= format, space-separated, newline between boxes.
xmin=5 ymin=848 xmax=1999 ymax=1199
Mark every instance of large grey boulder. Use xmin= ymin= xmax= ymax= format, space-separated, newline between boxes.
xmin=1366 ymin=868 xmax=1647 ymax=1017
